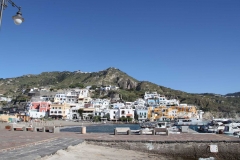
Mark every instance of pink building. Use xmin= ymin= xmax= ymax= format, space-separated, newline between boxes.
xmin=30 ymin=102 xmax=51 ymax=113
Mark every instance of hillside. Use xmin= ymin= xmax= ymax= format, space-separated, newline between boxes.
xmin=225 ymin=92 xmax=240 ymax=97
xmin=0 ymin=67 xmax=239 ymax=115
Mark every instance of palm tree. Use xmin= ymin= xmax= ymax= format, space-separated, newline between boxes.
xmin=78 ymin=109 xmax=84 ymax=120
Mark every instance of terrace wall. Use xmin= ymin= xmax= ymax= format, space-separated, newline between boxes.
xmin=86 ymin=140 xmax=240 ymax=160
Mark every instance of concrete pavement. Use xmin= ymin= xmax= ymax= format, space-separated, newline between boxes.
xmin=0 ymin=122 xmax=239 ymax=160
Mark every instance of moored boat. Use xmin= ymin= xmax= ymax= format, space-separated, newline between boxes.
xmin=174 ymin=118 xmax=205 ymax=126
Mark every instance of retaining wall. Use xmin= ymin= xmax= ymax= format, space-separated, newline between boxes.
xmin=85 ymin=140 xmax=240 ymax=160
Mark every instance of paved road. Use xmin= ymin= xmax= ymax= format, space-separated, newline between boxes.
xmin=0 ymin=124 xmax=239 ymax=160
xmin=0 ymin=138 xmax=84 ymax=160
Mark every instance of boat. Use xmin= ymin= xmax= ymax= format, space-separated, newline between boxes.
xmin=203 ymin=118 xmax=240 ymax=134
xmin=174 ymin=118 xmax=205 ymax=126
xmin=223 ymin=122 xmax=240 ymax=135
xmin=233 ymin=131 xmax=240 ymax=138
xmin=140 ymin=121 xmax=158 ymax=128
xmin=140 ymin=121 xmax=173 ymax=128
xmin=139 ymin=121 xmax=180 ymax=133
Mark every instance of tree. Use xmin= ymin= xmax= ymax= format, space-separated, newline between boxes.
xmin=134 ymin=111 xmax=139 ymax=121
xmin=69 ymin=83 xmax=84 ymax=89
xmin=127 ymin=117 xmax=133 ymax=122
xmin=76 ymin=83 xmax=84 ymax=88
xmin=78 ymin=109 xmax=84 ymax=120
xmin=103 ymin=113 xmax=110 ymax=121
xmin=120 ymin=116 xmax=127 ymax=122
xmin=90 ymin=85 xmax=98 ymax=90
xmin=87 ymin=114 xmax=93 ymax=120
xmin=92 ymin=116 xmax=101 ymax=122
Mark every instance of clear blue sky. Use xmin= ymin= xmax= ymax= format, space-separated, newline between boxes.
xmin=0 ymin=0 xmax=239 ymax=95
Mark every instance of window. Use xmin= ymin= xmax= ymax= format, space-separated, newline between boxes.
xmin=59 ymin=107 xmax=61 ymax=109
xmin=52 ymin=107 xmax=54 ymax=109
xmin=58 ymin=111 xmax=62 ymax=113
xmin=113 ymin=111 xmax=115 ymax=114
xmin=51 ymin=111 xmax=53 ymax=113
xmin=54 ymin=111 xmax=57 ymax=113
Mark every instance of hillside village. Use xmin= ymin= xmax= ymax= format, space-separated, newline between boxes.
xmin=0 ymin=67 xmax=239 ymax=122
xmin=0 ymin=85 xmax=204 ymax=123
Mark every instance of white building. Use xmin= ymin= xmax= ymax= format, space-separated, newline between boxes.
xmin=91 ymin=99 xmax=110 ymax=111
xmin=125 ymin=102 xmax=134 ymax=109
xmin=54 ymin=93 xmax=66 ymax=103
xmin=93 ymin=109 xmax=109 ymax=118
xmin=0 ymin=96 xmax=12 ymax=102
xmin=66 ymin=90 xmax=79 ymax=103
xmin=78 ymin=89 xmax=90 ymax=98
xmin=144 ymin=92 xmax=160 ymax=100
xmin=67 ymin=104 xmax=84 ymax=120
xmin=109 ymin=109 xmax=119 ymax=120
xmin=134 ymin=98 xmax=145 ymax=106
xmin=144 ymin=92 xmax=179 ymax=106
xmin=28 ymin=110 xmax=45 ymax=119
xmin=110 ymin=102 xmax=125 ymax=109
xmin=78 ymin=89 xmax=91 ymax=104
xmin=109 ymin=108 xmax=135 ymax=121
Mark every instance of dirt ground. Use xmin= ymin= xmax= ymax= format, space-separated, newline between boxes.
xmin=40 ymin=142 xmax=172 ymax=160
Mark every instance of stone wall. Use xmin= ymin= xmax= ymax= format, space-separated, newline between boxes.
xmin=86 ymin=140 xmax=240 ymax=160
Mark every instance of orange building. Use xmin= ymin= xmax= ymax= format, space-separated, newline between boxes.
xmin=147 ymin=105 xmax=199 ymax=121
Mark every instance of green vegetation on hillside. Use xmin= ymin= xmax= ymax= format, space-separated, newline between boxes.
xmin=0 ymin=68 xmax=239 ymax=114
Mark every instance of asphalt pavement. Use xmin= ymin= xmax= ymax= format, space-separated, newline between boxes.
xmin=0 ymin=138 xmax=84 ymax=160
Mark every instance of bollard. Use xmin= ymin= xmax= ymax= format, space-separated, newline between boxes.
xmin=53 ymin=126 xmax=59 ymax=133
xmin=152 ymin=130 xmax=155 ymax=135
xmin=43 ymin=127 xmax=46 ymax=132
xmin=33 ymin=127 xmax=37 ymax=132
xmin=11 ymin=124 xmax=14 ymax=131
xmin=49 ymin=127 xmax=53 ymax=133
xmin=81 ymin=126 xmax=86 ymax=134
xmin=23 ymin=127 xmax=26 ymax=131
xmin=166 ymin=129 xmax=169 ymax=136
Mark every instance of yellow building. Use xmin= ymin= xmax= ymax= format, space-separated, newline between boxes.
xmin=50 ymin=103 xmax=70 ymax=119
xmin=78 ymin=97 xmax=92 ymax=105
xmin=0 ymin=114 xmax=18 ymax=122
xmin=147 ymin=105 xmax=198 ymax=121
xmin=82 ymin=108 xmax=95 ymax=120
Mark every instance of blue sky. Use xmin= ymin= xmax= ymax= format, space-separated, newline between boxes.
xmin=0 ymin=0 xmax=239 ymax=95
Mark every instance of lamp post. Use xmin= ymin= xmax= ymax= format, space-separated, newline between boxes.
xmin=0 ymin=0 xmax=24 ymax=28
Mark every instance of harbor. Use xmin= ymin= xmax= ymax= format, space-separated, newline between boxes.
xmin=0 ymin=92 xmax=240 ymax=160
xmin=0 ymin=120 xmax=240 ymax=160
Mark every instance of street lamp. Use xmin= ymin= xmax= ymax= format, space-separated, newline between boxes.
xmin=0 ymin=0 xmax=24 ymax=28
